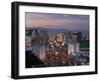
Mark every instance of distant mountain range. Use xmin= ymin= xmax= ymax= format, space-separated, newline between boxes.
xmin=26 ymin=27 xmax=69 ymax=34
xmin=26 ymin=27 xmax=89 ymax=34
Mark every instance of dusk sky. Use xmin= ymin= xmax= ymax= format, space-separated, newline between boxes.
xmin=25 ymin=12 xmax=89 ymax=31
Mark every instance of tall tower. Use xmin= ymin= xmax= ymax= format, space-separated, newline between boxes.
xmin=68 ymin=32 xmax=79 ymax=56
xmin=40 ymin=46 xmax=46 ymax=62
xmin=72 ymin=32 xmax=77 ymax=56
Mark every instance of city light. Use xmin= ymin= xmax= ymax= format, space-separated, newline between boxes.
xmin=25 ymin=27 xmax=89 ymax=68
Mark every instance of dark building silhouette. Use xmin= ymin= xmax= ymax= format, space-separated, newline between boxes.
xmin=26 ymin=50 xmax=44 ymax=68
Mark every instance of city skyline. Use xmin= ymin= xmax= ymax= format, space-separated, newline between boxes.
xmin=25 ymin=12 xmax=89 ymax=31
xmin=25 ymin=12 xmax=90 ymax=68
